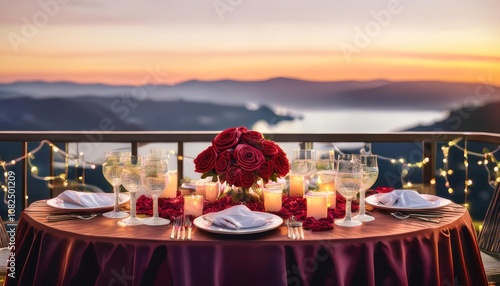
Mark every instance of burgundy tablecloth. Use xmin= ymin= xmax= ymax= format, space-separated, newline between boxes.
xmin=6 ymin=200 xmax=487 ymax=286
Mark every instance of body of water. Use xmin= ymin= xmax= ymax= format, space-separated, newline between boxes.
xmin=255 ymin=109 xmax=449 ymax=133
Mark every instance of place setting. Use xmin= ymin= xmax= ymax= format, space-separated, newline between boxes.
xmin=193 ymin=205 xmax=283 ymax=235
xmin=365 ymin=187 xmax=454 ymax=223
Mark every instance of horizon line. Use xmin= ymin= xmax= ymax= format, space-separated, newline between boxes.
xmin=1 ymin=76 xmax=498 ymax=88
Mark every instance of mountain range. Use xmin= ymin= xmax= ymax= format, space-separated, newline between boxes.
xmin=0 ymin=78 xmax=499 ymax=132
xmin=2 ymin=78 xmax=499 ymax=111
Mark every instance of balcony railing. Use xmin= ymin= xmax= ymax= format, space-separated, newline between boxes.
xmin=1 ymin=131 xmax=499 ymax=216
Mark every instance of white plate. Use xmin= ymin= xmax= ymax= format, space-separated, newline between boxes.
xmin=365 ymin=193 xmax=452 ymax=210
xmin=180 ymin=183 xmax=196 ymax=190
xmin=47 ymin=193 xmax=130 ymax=212
xmin=193 ymin=212 xmax=283 ymax=235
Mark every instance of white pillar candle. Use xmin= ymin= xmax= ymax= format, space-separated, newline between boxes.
xmin=289 ymin=174 xmax=305 ymax=197
xmin=160 ymin=170 xmax=178 ymax=198
xmin=263 ymin=188 xmax=283 ymax=212
xmin=184 ymin=195 xmax=204 ymax=217
xmin=306 ymin=192 xmax=328 ymax=219
xmin=205 ymin=182 xmax=219 ymax=202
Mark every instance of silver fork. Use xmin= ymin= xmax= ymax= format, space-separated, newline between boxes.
xmin=390 ymin=212 xmax=441 ymax=223
xmin=170 ymin=217 xmax=180 ymax=240
xmin=288 ymin=216 xmax=304 ymax=240
xmin=47 ymin=213 xmax=98 ymax=222
xmin=186 ymin=217 xmax=192 ymax=240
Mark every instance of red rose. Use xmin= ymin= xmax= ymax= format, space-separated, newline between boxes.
xmin=273 ymin=150 xmax=290 ymax=177
xmin=215 ymin=149 xmax=233 ymax=174
xmin=234 ymin=144 xmax=265 ymax=171
xmin=212 ymin=128 xmax=240 ymax=152
xmin=236 ymin=126 xmax=248 ymax=133
xmin=261 ymin=140 xmax=279 ymax=156
xmin=225 ymin=166 xmax=242 ymax=186
xmin=194 ymin=146 xmax=217 ymax=173
xmin=257 ymin=160 xmax=274 ymax=180
xmin=240 ymin=170 xmax=257 ymax=188
xmin=240 ymin=130 xmax=264 ymax=146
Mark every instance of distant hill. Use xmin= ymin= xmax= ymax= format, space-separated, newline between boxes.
xmin=1 ymin=78 xmax=498 ymax=111
xmin=0 ymin=96 xmax=295 ymax=131
xmin=407 ymin=101 xmax=500 ymax=133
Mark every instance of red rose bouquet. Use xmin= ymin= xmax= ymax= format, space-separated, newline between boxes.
xmin=194 ymin=127 xmax=290 ymax=193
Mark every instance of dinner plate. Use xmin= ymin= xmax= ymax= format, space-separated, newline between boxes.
xmin=365 ymin=193 xmax=452 ymax=210
xmin=193 ymin=212 xmax=283 ymax=235
xmin=46 ymin=193 xmax=130 ymax=212
xmin=180 ymin=183 xmax=196 ymax=190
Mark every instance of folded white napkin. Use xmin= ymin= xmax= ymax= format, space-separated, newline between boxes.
xmin=205 ymin=205 xmax=268 ymax=229
xmin=378 ymin=189 xmax=439 ymax=208
xmin=56 ymin=190 xmax=115 ymax=208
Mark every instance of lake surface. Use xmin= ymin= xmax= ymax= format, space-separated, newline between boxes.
xmin=69 ymin=108 xmax=448 ymax=181
xmin=254 ymin=109 xmax=449 ymax=133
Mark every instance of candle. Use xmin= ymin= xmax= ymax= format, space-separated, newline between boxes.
xmin=205 ymin=182 xmax=219 ymax=202
xmin=325 ymin=191 xmax=336 ymax=209
xmin=306 ymin=192 xmax=328 ymax=219
xmin=184 ymin=195 xmax=204 ymax=217
xmin=317 ymin=171 xmax=335 ymax=193
xmin=195 ymin=180 xmax=206 ymax=198
xmin=289 ymin=174 xmax=305 ymax=197
xmin=263 ymin=188 xmax=282 ymax=212
xmin=160 ymin=170 xmax=178 ymax=198
xmin=265 ymin=182 xmax=281 ymax=190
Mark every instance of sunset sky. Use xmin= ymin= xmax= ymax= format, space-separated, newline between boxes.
xmin=0 ymin=0 xmax=499 ymax=85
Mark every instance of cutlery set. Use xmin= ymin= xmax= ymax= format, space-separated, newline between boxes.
xmin=286 ymin=216 xmax=304 ymax=240
xmin=389 ymin=211 xmax=444 ymax=223
xmin=170 ymin=217 xmax=193 ymax=240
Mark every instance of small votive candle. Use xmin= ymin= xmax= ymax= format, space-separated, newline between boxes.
xmin=325 ymin=191 xmax=336 ymax=209
xmin=263 ymin=188 xmax=283 ymax=212
xmin=195 ymin=180 xmax=206 ymax=198
xmin=317 ymin=171 xmax=335 ymax=193
xmin=205 ymin=182 xmax=219 ymax=202
xmin=184 ymin=195 xmax=204 ymax=217
xmin=289 ymin=174 xmax=305 ymax=197
xmin=306 ymin=192 xmax=328 ymax=219
xmin=160 ymin=170 xmax=178 ymax=198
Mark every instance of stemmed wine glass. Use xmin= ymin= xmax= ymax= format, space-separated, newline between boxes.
xmin=102 ymin=151 xmax=130 ymax=218
xmin=353 ymin=154 xmax=378 ymax=222
xmin=291 ymin=149 xmax=316 ymax=176
xmin=315 ymin=149 xmax=336 ymax=193
xmin=118 ymin=155 xmax=144 ymax=226
xmin=334 ymin=155 xmax=363 ymax=227
xmin=141 ymin=155 xmax=170 ymax=226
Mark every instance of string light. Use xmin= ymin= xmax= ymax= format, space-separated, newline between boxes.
xmin=1 ymin=138 xmax=498 ymax=210
xmin=1 ymin=140 xmax=97 ymax=204
xmin=371 ymin=138 xmax=498 ymax=212
xmin=377 ymin=154 xmax=430 ymax=187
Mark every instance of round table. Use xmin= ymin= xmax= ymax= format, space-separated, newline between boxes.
xmin=6 ymin=200 xmax=488 ymax=286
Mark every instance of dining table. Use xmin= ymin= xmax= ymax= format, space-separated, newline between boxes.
xmin=5 ymin=199 xmax=488 ymax=286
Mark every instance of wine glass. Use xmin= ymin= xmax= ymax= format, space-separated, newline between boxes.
xmin=353 ymin=154 xmax=378 ymax=222
xmin=118 ymin=156 xmax=144 ymax=226
xmin=141 ymin=155 xmax=171 ymax=226
xmin=315 ymin=149 xmax=336 ymax=193
xmin=291 ymin=148 xmax=316 ymax=177
xmin=102 ymin=151 xmax=130 ymax=218
xmin=334 ymin=155 xmax=363 ymax=227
